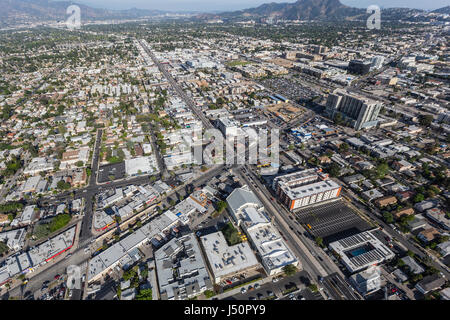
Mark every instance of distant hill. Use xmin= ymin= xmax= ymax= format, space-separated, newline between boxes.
xmin=0 ymin=0 xmax=169 ymax=27
xmin=432 ymin=6 xmax=450 ymax=14
xmin=217 ymin=0 xmax=365 ymax=21
xmin=198 ymin=0 xmax=449 ymax=23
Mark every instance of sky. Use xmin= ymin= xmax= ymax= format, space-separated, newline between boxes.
xmin=75 ymin=0 xmax=450 ymax=12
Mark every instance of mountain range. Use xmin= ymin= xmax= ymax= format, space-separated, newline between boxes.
xmin=205 ymin=0 xmax=448 ymax=22
xmin=0 ymin=0 xmax=173 ymax=27
xmin=1 ymin=0 xmax=449 ymax=27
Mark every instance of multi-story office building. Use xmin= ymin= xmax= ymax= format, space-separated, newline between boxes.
xmin=348 ymin=59 xmax=371 ymax=75
xmin=370 ymin=56 xmax=385 ymax=70
xmin=325 ymin=89 xmax=383 ymax=130
xmin=272 ymin=168 xmax=342 ymax=211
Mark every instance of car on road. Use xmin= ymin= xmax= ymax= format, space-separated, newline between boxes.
xmin=254 ymin=283 xmax=260 ymax=289
xmin=54 ymin=274 xmax=61 ymax=280
xmin=272 ymin=277 xmax=279 ymax=283
xmin=248 ymin=296 xmax=256 ymax=301
xmin=241 ymin=287 xmax=247 ymax=294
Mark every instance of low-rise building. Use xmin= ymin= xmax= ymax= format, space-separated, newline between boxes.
xmin=200 ymin=231 xmax=260 ymax=283
xmin=227 ymin=186 xmax=299 ymax=275
xmin=155 ymin=233 xmax=212 ymax=300
xmin=425 ymin=208 xmax=450 ymax=230
xmin=375 ymin=196 xmax=397 ymax=208
xmin=400 ymin=256 xmax=425 ymax=274
xmin=415 ymin=274 xmax=446 ymax=294
xmin=417 ymin=227 xmax=440 ymax=243
xmin=328 ymin=229 xmax=395 ymax=273
xmin=349 ymin=267 xmax=381 ymax=295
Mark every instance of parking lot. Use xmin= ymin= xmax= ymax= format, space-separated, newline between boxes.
xmin=260 ymin=77 xmax=320 ymax=103
xmin=295 ymin=200 xmax=371 ymax=243
xmin=98 ymin=162 xmax=126 ymax=183
xmin=223 ymin=271 xmax=323 ymax=301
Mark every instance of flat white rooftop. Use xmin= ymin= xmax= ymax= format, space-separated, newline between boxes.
xmin=200 ymin=231 xmax=259 ymax=281
xmin=284 ymin=179 xmax=341 ymax=201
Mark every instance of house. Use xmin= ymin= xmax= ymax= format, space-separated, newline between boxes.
xmin=396 ymin=191 xmax=415 ymax=202
xmin=393 ymin=207 xmax=414 ymax=220
xmin=375 ymin=196 xmax=397 ymax=208
xmin=0 ymin=214 xmax=8 ymax=226
xmin=393 ymin=268 xmax=408 ymax=283
xmin=408 ymin=216 xmax=428 ymax=231
xmin=400 ymin=256 xmax=425 ymax=274
xmin=318 ymin=156 xmax=331 ymax=164
xmin=437 ymin=241 xmax=450 ymax=257
xmin=440 ymin=288 xmax=450 ymax=300
xmin=392 ymin=160 xmax=414 ymax=172
xmin=425 ymin=208 xmax=450 ymax=230
xmin=415 ymin=274 xmax=446 ymax=294
xmin=417 ymin=227 xmax=440 ymax=243
xmin=414 ymin=200 xmax=438 ymax=212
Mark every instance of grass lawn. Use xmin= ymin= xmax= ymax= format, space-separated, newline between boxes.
xmin=33 ymin=214 xmax=72 ymax=239
xmin=226 ymin=60 xmax=251 ymax=67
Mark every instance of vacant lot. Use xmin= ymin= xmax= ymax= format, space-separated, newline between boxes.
xmin=33 ymin=214 xmax=72 ymax=239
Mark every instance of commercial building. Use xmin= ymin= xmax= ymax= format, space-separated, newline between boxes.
xmin=200 ymin=231 xmax=260 ymax=283
xmin=155 ymin=233 xmax=212 ymax=300
xmin=0 ymin=228 xmax=27 ymax=251
xmin=328 ymin=229 xmax=395 ymax=273
xmin=125 ymin=156 xmax=159 ymax=176
xmin=325 ymin=89 xmax=382 ymax=130
xmin=216 ymin=117 xmax=239 ymax=137
xmin=349 ymin=266 xmax=381 ymax=295
xmin=88 ymin=210 xmax=181 ymax=283
xmin=10 ymin=205 xmax=37 ymax=227
xmin=226 ymin=186 xmax=299 ymax=275
xmin=272 ymin=168 xmax=341 ymax=211
xmin=348 ymin=59 xmax=371 ymax=75
xmin=0 ymin=226 xmax=76 ymax=286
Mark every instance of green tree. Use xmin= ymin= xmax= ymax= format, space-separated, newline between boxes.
xmin=135 ymin=289 xmax=152 ymax=300
xmin=204 ymin=290 xmax=216 ymax=299
xmin=216 ymin=201 xmax=228 ymax=214
xmin=282 ymin=264 xmax=298 ymax=276
xmin=315 ymin=236 xmax=324 ymax=247
xmin=383 ymin=211 xmax=394 ymax=224
xmin=413 ymin=193 xmax=425 ymax=203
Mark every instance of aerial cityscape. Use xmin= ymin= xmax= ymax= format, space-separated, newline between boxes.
xmin=0 ymin=0 xmax=449 ymax=307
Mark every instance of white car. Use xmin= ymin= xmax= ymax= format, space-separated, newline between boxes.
xmin=241 ymin=288 xmax=247 ymax=294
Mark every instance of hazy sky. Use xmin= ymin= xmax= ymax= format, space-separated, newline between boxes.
xmin=76 ymin=0 xmax=450 ymax=12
